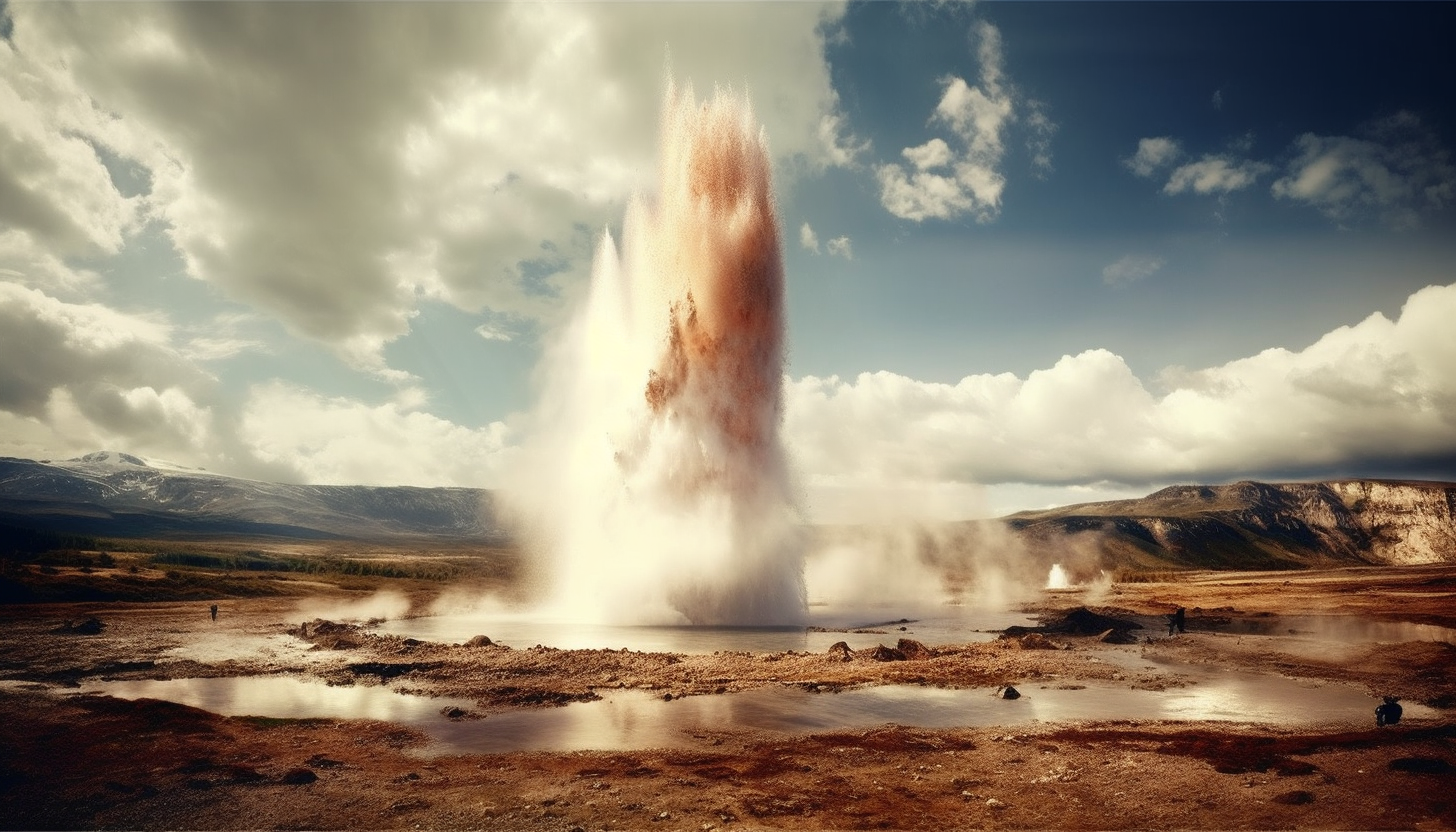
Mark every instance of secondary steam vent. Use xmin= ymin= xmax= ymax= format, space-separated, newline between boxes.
xmin=527 ymin=83 xmax=806 ymax=626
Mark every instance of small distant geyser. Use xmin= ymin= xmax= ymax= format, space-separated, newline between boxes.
xmin=1045 ymin=563 xmax=1072 ymax=590
xmin=518 ymin=83 xmax=805 ymax=627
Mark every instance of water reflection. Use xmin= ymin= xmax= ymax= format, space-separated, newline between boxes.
xmin=77 ymin=676 xmax=472 ymax=727
xmin=78 ymin=668 xmax=1434 ymax=757
xmin=1213 ymin=615 xmax=1456 ymax=645
xmin=371 ymin=605 xmax=1036 ymax=653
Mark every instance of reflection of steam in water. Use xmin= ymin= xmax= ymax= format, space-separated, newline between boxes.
xmin=1206 ymin=615 xmax=1456 ymax=657
xmin=511 ymin=83 xmax=803 ymax=627
xmin=79 ymin=668 xmax=1437 ymax=756
xmin=372 ymin=604 xmax=1036 ymax=653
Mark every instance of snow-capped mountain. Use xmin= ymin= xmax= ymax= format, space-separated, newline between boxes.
xmin=0 ymin=452 xmax=503 ymax=542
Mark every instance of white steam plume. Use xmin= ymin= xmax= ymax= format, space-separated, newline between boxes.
xmin=509 ymin=82 xmax=806 ymax=626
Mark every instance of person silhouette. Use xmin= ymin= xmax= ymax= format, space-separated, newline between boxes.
xmin=1375 ymin=696 xmax=1402 ymax=727
xmin=209 ymin=604 xmax=218 ymax=622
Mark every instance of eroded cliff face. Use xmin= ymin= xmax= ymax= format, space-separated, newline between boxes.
xmin=1326 ymin=480 xmax=1456 ymax=565
xmin=1009 ymin=479 xmax=1456 ymax=570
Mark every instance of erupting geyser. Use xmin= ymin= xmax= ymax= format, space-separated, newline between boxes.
xmin=518 ymin=83 xmax=806 ymax=626
xmin=1045 ymin=563 xmax=1071 ymax=590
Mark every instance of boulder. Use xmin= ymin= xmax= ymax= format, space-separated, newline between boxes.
xmin=870 ymin=644 xmax=907 ymax=662
xmin=827 ymin=641 xmax=853 ymax=661
xmin=998 ymin=685 xmax=1021 ymax=700
xmin=464 ymin=634 xmax=494 ymax=647
xmin=280 ymin=768 xmax=317 ymax=785
xmin=896 ymin=638 xmax=936 ymax=659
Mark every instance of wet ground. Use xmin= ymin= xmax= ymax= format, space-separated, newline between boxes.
xmin=2 ymin=563 xmax=1455 ymax=829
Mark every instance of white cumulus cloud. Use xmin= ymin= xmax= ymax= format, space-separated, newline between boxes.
xmin=240 ymin=382 xmax=515 ymax=488
xmin=785 ymin=282 xmax=1456 ymax=503
xmin=8 ymin=2 xmax=852 ymax=376
xmin=877 ymin=21 xmax=1048 ymax=223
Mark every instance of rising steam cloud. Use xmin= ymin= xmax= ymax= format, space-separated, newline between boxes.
xmin=511 ymin=83 xmax=806 ymax=626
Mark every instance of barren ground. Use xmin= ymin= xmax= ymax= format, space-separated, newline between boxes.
xmin=2 ymin=564 xmax=1455 ymax=830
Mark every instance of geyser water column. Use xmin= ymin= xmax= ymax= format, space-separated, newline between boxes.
xmin=524 ymin=83 xmax=806 ymax=627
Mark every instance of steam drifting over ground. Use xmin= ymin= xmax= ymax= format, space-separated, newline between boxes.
xmin=510 ymin=83 xmax=806 ymax=626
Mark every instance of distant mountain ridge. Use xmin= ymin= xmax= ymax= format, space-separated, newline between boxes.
xmin=0 ymin=452 xmax=503 ymax=542
xmin=1008 ymin=479 xmax=1456 ymax=570
xmin=2 ymin=453 xmax=1453 ymax=569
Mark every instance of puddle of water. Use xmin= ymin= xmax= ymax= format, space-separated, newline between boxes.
xmin=75 ymin=676 xmax=473 ymax=728
xmin=76 ymin=667 xmax=1434 ymax=756
xmin=371 ymin=605 xmax=1036 ymax=654
xmin=1211 ymin=615 xmax=1456 ymax=645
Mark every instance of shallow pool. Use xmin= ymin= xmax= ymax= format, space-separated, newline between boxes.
xmin=78 ymin=664 xmax=1432 ymax=756
xmin=370 ymin=605 xmax=1037 ymax=654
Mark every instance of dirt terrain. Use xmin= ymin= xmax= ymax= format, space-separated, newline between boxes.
xmin=2 ymin=564 xmax=1455 ymax=830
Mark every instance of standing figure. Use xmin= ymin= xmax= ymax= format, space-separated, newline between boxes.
xmin=209 ymin=604 xmax=218 ymax=622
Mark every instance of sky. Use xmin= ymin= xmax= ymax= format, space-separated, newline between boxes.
xmin=2 ymin=1 xmax=1454 ymax=521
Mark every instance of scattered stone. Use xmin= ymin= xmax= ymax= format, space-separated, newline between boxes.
xmin=1004 ymin=607 xmax=1141 ymax=641
xmin=388 ymin=798 xmax=428 ymax=812
xmin=827 ymin=641 xmax=853 ymax=662
xmin=346 ymin=661 xmax=441 ymax=680
xmin=986 ymin=797 xmax=1006 ymax=809
xmin=1272 ymin=790 xmax=1315 ymax=805
xmin=305 ymin=755 xmax=344 ymax=769
xmin=869 ymin=644 xmax=907 ymax=662
xmin=1096 ymin=628 xmax=1138 ymax=644
xmin=55 ymin=617 xmax=107 ymax=635
xmin=896 ymin=638 xmax=936 ymax=659
xmin=1389 ymin=757 xmax=1455 ymax=774
xmin=1014 ymin=633 xmax=1060 ymax=650
xmin=280 ymin=768 xmax=317 ymax=785
xmin=223 ymin=764 xmax=266 ymax=782
xmin=998 ymin=685 xmax=1021 ymax=700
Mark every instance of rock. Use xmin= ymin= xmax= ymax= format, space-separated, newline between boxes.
xmin=347 ymin=661 xmax=440 ymax=679
xmin=986 ymin=797 xmax=1006 ymax=809
xmin=827 ymin=641 xmax=853 ymax=661
xmin=1272 ymin=790 xmax=1315 ymax=805
xmin=441 ymin=706 xmax=468 ymax=720
xmin=896 ymin=638 xmax=935 ymax=659
xmin=1004 ymin=606 xmax=1141 ymax=641
xmin=998 ymin=685 xmax=1021 ymax=700
xmin=1388 ymin=757 xmax=1455 ymax=774
xmin=67 ymin=617 xmax=106 ymax=635
xmin=280 ymin=768 xmax=317 ymax=785
xmin=304 ymin=755 xmax=343 ymax=769
xmin=465 ymin=634 xmax=494 ymax=647
xmin=870 ymin=644 xmax=907 ymax=662
xmin=1015 ymin=633 xmax=1059 ymax=650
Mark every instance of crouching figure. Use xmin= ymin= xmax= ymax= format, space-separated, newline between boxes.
xmin=1375 ymin=696 xmax=1403 ymax=727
